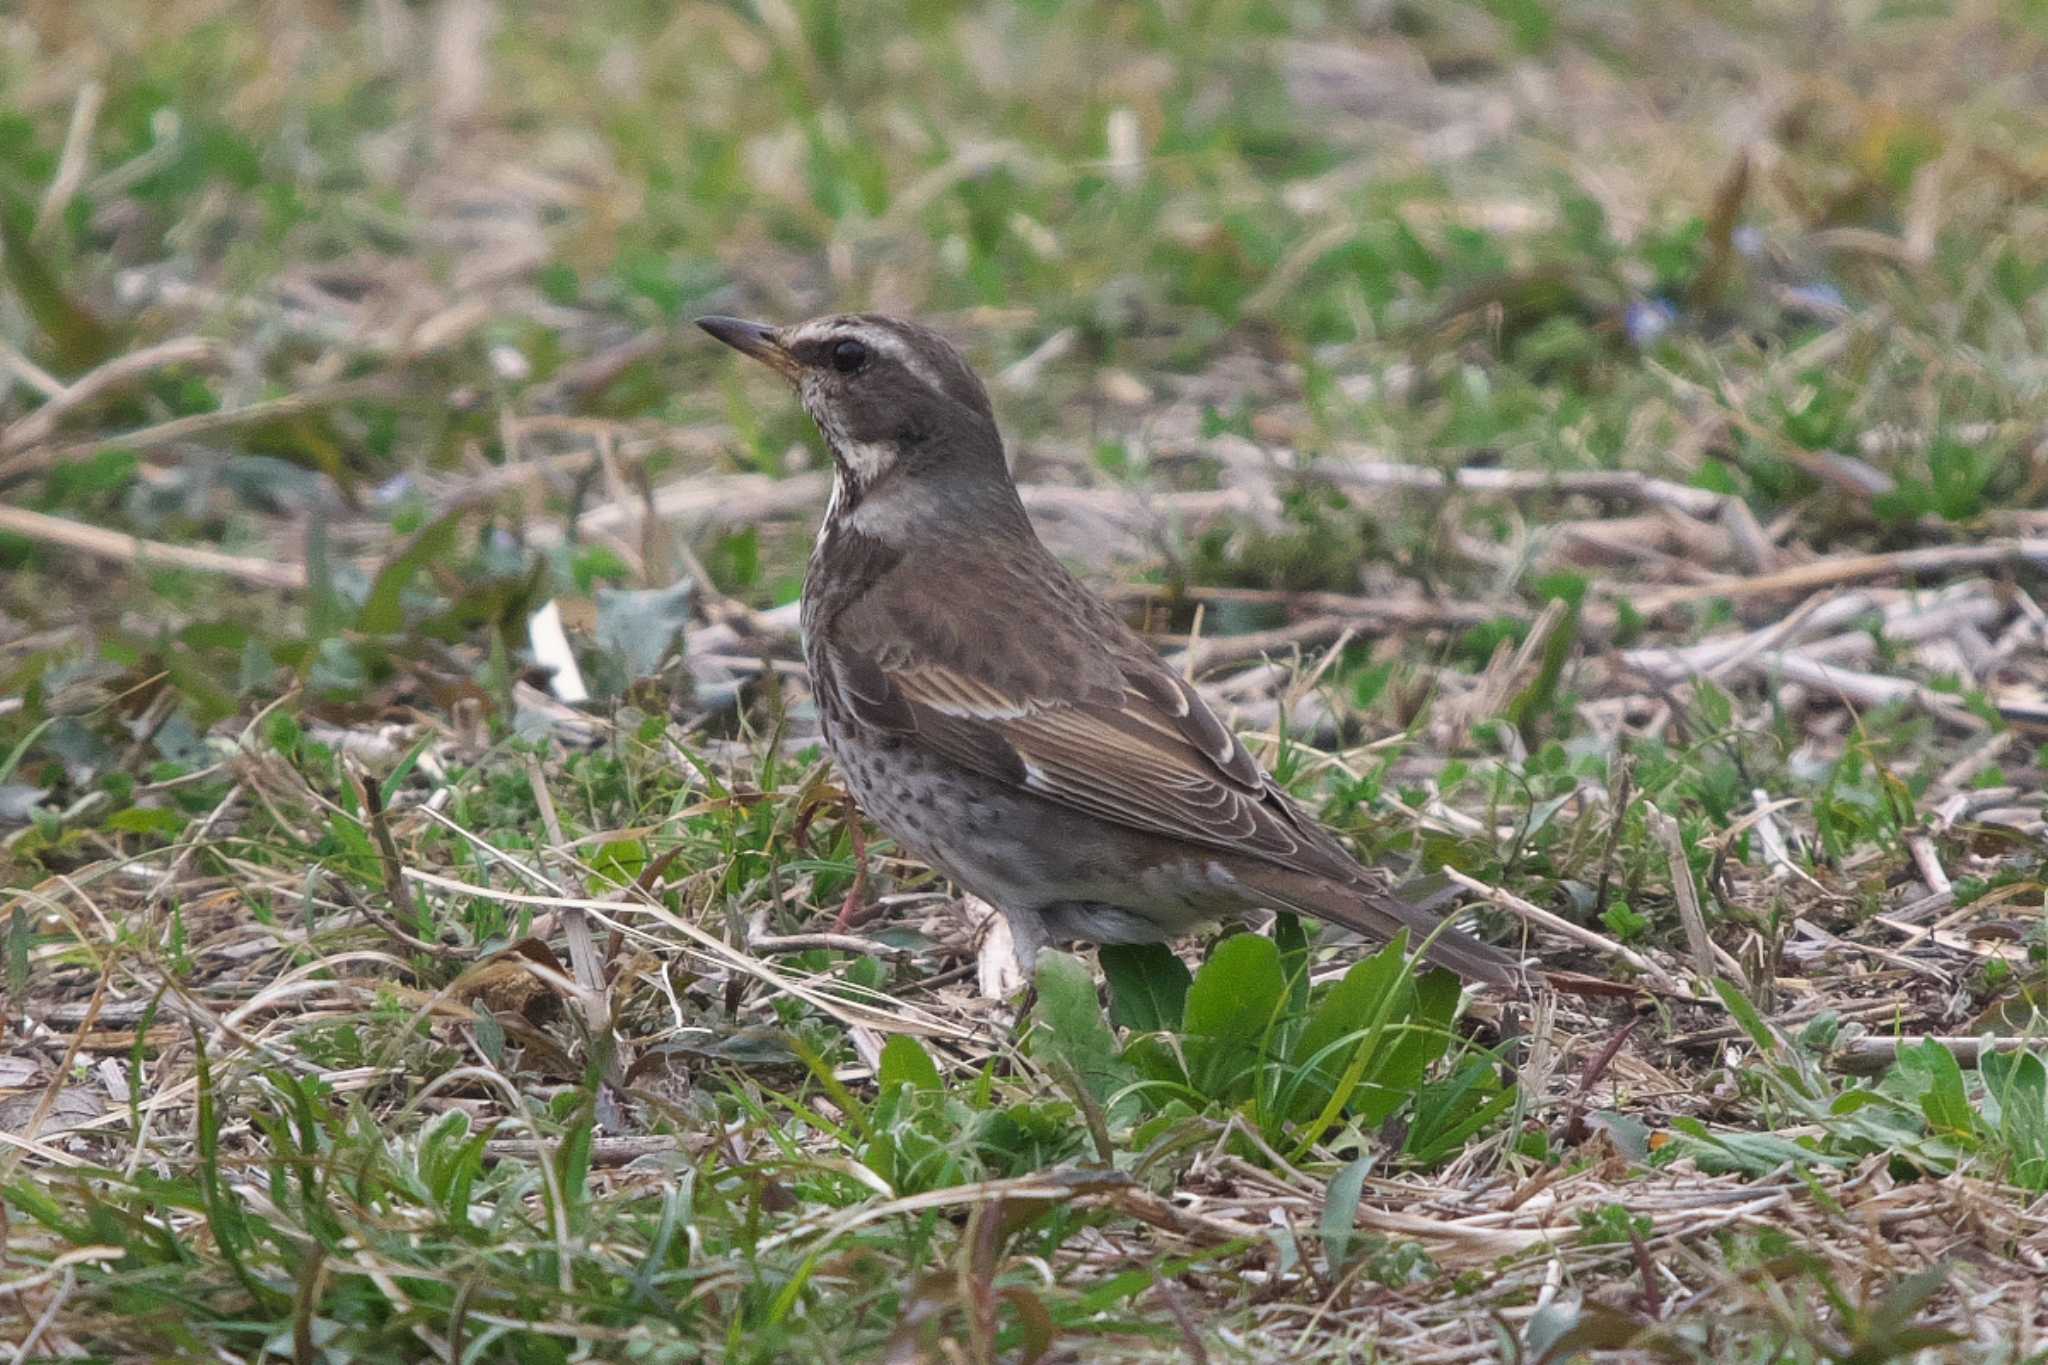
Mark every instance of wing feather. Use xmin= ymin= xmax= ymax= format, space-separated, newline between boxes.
xmin=829 ymin=647 xmax=1355 ymax=879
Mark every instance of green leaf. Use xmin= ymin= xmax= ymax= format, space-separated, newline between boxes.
xmin=1981 ymin=1050 xmax=2048 ymax=1191
xmin=1506 ymin=584 xmax=1580 ymax=744
xmin=1523 ymin=1299 xmax=1649 ymax=1362
xmin=0 ymin=716 xmax=56 ymax=786
xmin=356 ymin=509 xmax=463 ymax=635
xmin=472 ymin=1011 xmax=503 ymax=1068
xmin=558 ymin=1100 xmax=595 ymax=1217
xmin=1119 ymin=1034 xmax=1189 ymax=1089
xmin=1033 ymin=951 xmax=1132 ymax=1116
xmin=192 ymin=1031 xmax=283 ymax=1312
xmin=378 ymin=731 xmax=436 ymax=806
xmin=104 ymin=806 xmax=189 ymax=838
xmin=1320 ymin=1155 xmax=1374 ymax=1275
xmin=1855 ymin=1264 xmax=1953 ymax=1352
xmin=1897 ymin=1040 xmax=1975 ymax=1140
xmin=1583 ymin=1110 xmax=1653 ymax=1163
xmin=1289 ymin=936 xmax=1408 ymax=1121
xmin=1405 ymin=1055 xmax=1516 ymax=1164
xmin=1653 ymin=1116 xmax=1853 ymax=1177
xmin=1693 ymin=675 xmax=1733 ymax=732
xmin=879 ymin=1034 xmax=942 ymax=1092
xmin=587 ymin=838 xmax=649 ymax=891
xmin=1183 ymin=934 xmax=1286 ymax=1104
xmin=1711 ymin=977 xmax=1778 ymax=1058
xmin=1099 ymin=942 xmax=1190 ymax=1033
xmin=1356 ymin=968 xmax=1459 ymax=1127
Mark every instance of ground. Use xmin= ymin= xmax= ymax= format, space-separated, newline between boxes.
xmin=3 ymin=1 xmax=2048 ymax=1361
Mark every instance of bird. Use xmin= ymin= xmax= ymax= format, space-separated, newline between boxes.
xmin=697 ymin=312 xmax=1520 ymax=989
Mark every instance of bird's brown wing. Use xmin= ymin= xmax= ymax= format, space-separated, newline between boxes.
xmin=826 ymin=629 xmax=1364 ymax=885
xmin=822 ymin=552 xmax=1518 ymax=985
xmin=832 ymin=642 xmax=1517 ymax=984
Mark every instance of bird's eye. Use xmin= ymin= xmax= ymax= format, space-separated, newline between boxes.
xmin=830 ymin=338 xmax=868 ymax=374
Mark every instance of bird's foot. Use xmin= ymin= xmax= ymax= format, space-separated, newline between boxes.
xmin=828 ymin=801 xmax=875 ymax=931
xmin=829 ymin=882 xmax=880 ymax=931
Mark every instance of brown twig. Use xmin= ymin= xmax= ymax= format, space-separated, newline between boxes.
xmin=353 ymin=766 xmax=420 ymax=930
xmin=1832 ymin=1035 xmax=2048 ymax=1075
xmin=33 ymin=80 xmax=105 ymax=240
xmin=1166 ymin=614 xmax=1354 ymax=675
xmin=747 ymin=932 xmax=914 ymax=960
xmin=0 ymin=337 xmax=228 ymax=456
xmin=1106 ymin=579 xmax=1513 ymax=631
xmin=1631 ymin=539 xmax=2048 ymax=612
xmin=1 ymin=374 xmax=401 ymax=479
xmin=0 ymin=504 xmax=309 ymax=589
xmin=1317 ymin=457 xmax=1736 ymax=521
xmin=1562 ymin=1019 xmax=1641 ymax=1147
xmin=522 ymin=755 xmax=607 ymax=1005
xmin=1441 ymin=867 xmax=1693 ymax=997
xmin=1649 ymin=805 xmax=1742 ymax=990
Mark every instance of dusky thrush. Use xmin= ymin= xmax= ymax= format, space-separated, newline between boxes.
xmin=699 ymin=312 xmax=1519 ymax=988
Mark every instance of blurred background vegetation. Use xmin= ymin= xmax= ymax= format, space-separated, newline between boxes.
xmin=7 ymin=0 xmax=2047 ymax=717
xmin=4 ymin=0 xmax=2048 ymax=1361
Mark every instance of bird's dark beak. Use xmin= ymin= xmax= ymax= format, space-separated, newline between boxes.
xmin=696 ymin=316 xmax=798 ymax=381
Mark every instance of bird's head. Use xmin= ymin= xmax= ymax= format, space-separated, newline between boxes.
xmin=697 ymin=313 xmax=1009 ymax=518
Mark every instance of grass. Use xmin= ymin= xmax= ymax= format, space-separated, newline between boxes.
xmin=3 ymin=0 xmax=2048 ymax=1360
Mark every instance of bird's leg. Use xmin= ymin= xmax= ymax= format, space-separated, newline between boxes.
xmin=999 ymin=909 xmax=1047 ymax=1051
xmin=830 ymin=796 xmax=877 ymax=931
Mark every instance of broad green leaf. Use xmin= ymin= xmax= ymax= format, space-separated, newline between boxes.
xmin=878 ymin=1034 xmax=941 ymax=1092
xmin=558 ymin=1100 xmax=595 ymax=1214
xmin=104 ymin=805 xmax=189 ymax=838
xmin=1858 ymin=1264 xmax=1954 ymax=1349
xmin=588 ymin=838 xmax=649 ymax=891
xmin=6 ymin=907 xmax=27 ymax=1008
xmin=1033 ymin=951 xmax=1132 ymax=1117
xmin=1293 ymin=937 xmax=1405 ymax=1069
xmin=1505 ymin=585 xmax=1579 ymax=745
xmin=1356 ymin=967 xmax=1460 ymax=1126
xmin=304 ymin=515 xmax=346 ymax=643
xmin=1119 ymin=1034 xmax=1189 ymax=1089
xmin=1584 ymin=1110 xmax=1653 ymax=1163
xmin=1288 ymin=936 xmax=1408 ymax=1121
xmin=1183 ymin=934 xmax=1285 ymax=1104
xmin=1522 ymin=1299 xmax=1649 ymax=1362
xmin=472 ymin=1010 xmax=504 ymax=1068
xmin=1099 ymin=942 xmax=1190 ymax=1033
xmin=1897 ymin=1039 xmax=1975 ymax=1140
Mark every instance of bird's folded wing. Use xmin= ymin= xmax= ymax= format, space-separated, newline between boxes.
xmin=832 ymin=646 xmax=1361 ymax=879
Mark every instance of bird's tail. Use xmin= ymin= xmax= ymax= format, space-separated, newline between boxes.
xmin=1235 ymin=865 xmax=1521 ymax=988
